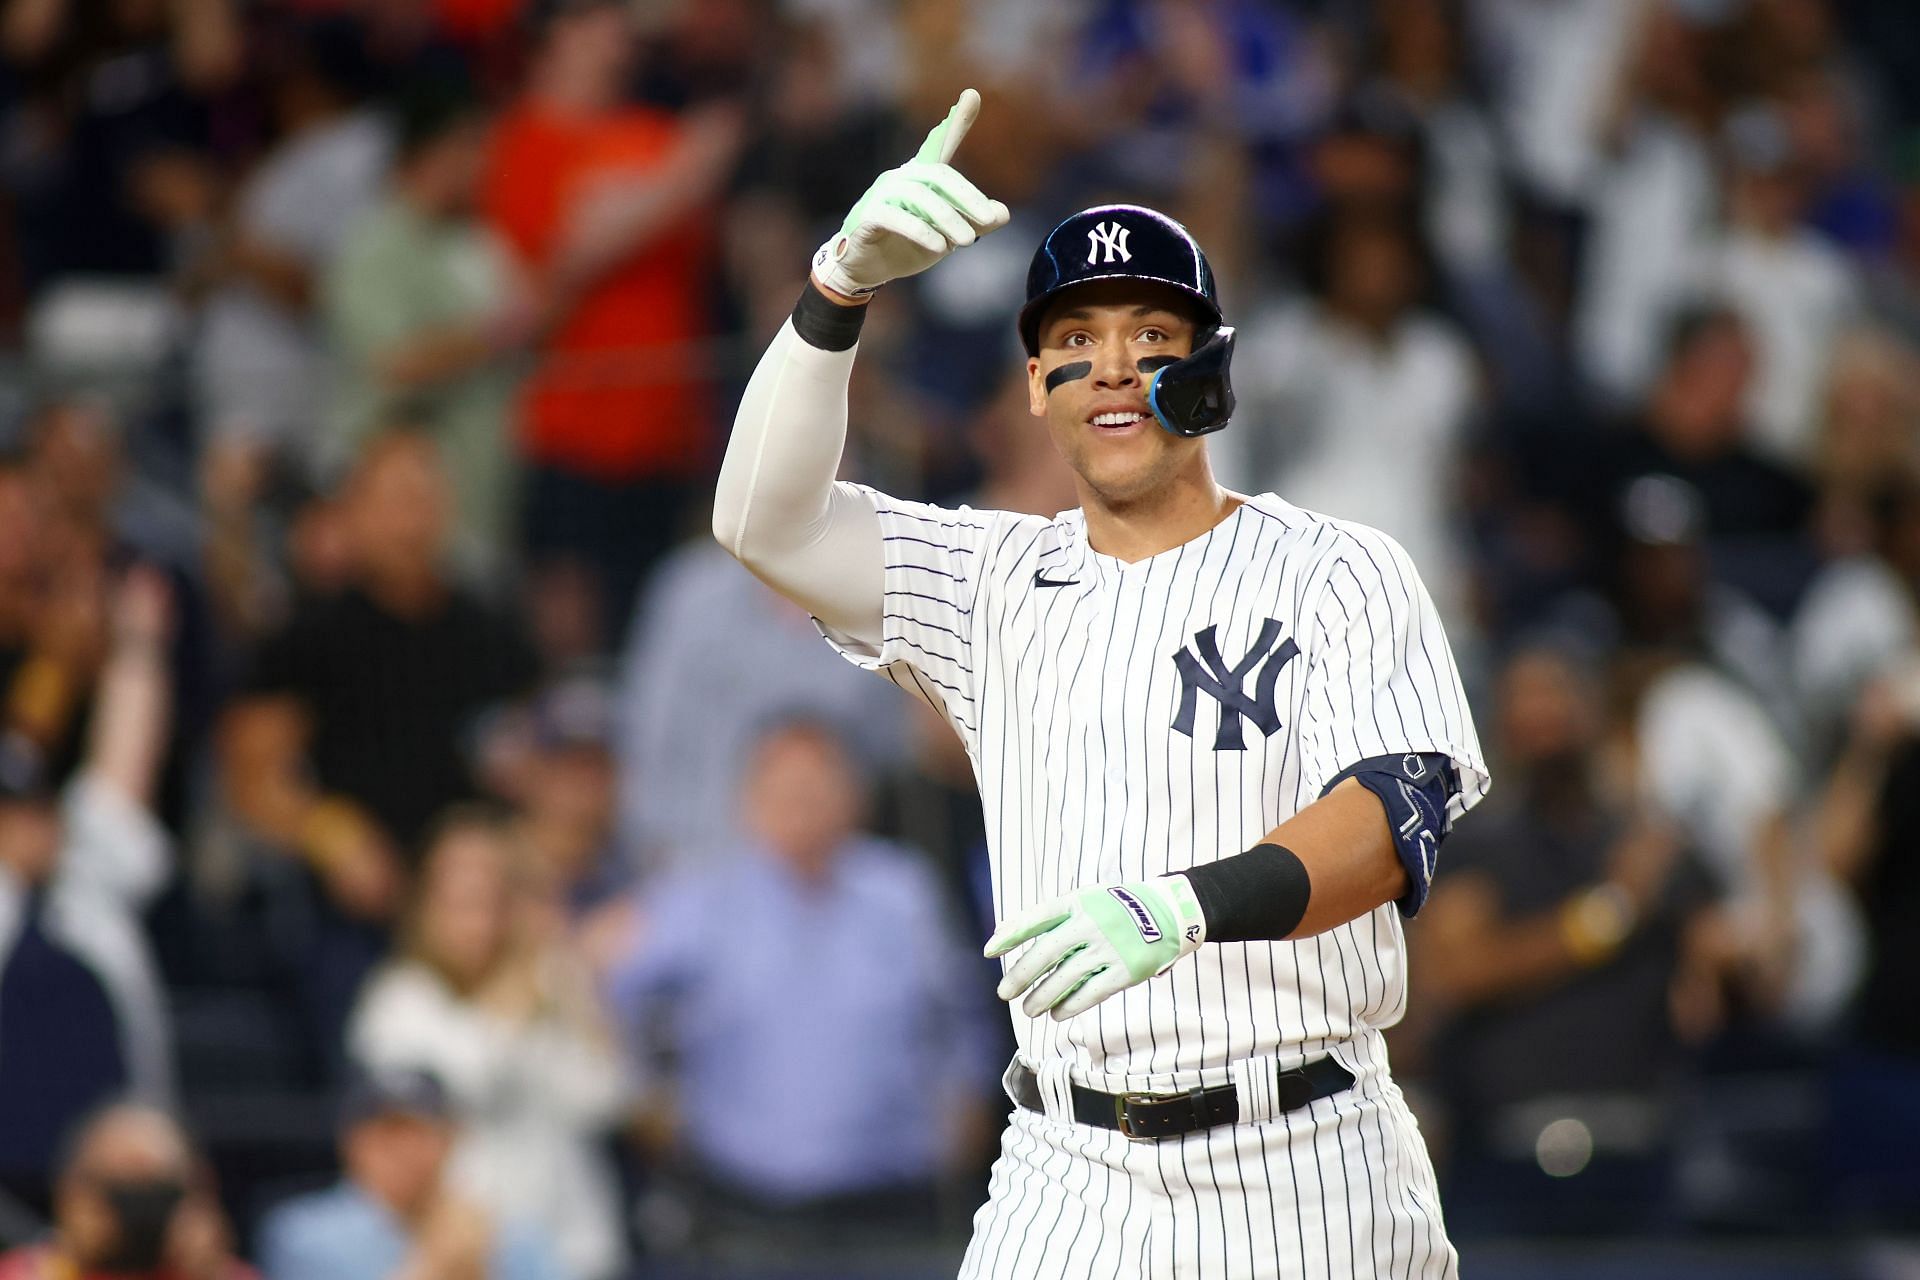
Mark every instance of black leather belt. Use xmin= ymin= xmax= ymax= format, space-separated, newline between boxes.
xmin=1008 ymin=1056 xmax=1355 ymax=1141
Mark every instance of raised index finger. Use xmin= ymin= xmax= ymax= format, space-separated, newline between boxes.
xmin=915 ymin=88 xmax=983 ymax=166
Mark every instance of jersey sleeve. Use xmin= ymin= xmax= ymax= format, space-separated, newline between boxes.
xmin=815 ymin=484 xmax=1008 ymax=746
xmin=1299 ymin=526 xmax=1490 ymax=824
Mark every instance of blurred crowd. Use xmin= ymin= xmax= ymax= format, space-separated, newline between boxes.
xmin=0 ymin=0 xmax=1918 ymax=1275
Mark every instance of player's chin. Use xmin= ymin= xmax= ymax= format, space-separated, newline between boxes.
xmin=1076 ymin=445 xmax=1172 ymax=504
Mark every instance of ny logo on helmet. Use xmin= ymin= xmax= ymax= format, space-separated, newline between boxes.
xmin=1086 ymin=221 xmax=1132 ymax=266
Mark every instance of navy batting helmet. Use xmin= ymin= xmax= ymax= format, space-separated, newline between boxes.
xmin=1018 ymin=205 xmax=1220 ymax=354
xmin=1018 ymin=204 xmax=1236 ymax=437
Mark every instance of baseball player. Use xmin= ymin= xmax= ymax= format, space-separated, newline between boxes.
xmin=713 ymin=90 xmax=1489 ymax=1278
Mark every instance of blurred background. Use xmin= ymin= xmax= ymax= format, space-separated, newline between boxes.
xmin=0 ymin=0 xmax=1915 ymax=1276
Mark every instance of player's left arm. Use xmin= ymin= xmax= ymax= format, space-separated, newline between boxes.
xmin=990 ymin=529 xmax=1486 ymax=1021
xmin=986 ymin=772 xmax=1444 ymax=1021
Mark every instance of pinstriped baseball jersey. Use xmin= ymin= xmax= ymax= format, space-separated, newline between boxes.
xmin=821 ymin=487 xmax=1490 ymax=1089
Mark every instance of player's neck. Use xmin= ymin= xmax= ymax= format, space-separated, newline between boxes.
xmin=1079 ymin=462 xmax=1241 ymax=564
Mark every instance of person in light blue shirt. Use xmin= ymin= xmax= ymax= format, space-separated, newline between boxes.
xmin=258 ymin=1067 xmax=571 ymax=1280
xmin=605 ymin=716 xmax=1000 ymax=1215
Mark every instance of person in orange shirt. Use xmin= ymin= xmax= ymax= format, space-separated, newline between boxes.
xmin=484 ymin=0 xmax=744 ymax=649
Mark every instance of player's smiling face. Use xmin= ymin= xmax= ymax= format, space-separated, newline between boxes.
xmin=1027 ymin=280 xmax=1202 ymax=506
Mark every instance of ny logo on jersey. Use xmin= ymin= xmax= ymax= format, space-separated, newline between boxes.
xmin=1086 ymin=221 xmax=1132 ymax=265
xmin=1171 ymin=619 xmax=1299 ymax=752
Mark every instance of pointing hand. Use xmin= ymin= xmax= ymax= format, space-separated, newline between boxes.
xmin=811 ymin=88 xmax=1012 ymax=300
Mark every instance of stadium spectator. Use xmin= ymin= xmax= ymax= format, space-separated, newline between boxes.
xmin=1367 ymin=0 xmax=1510 ymax=293
xmin=1365 ymin=0 xmax=1557 ymax=415
xmin=258 ymin=1066 xmax=567 ymax=1280
xmin=0 ymin=568 xmax=176 ymax=1214
xmin=1415 ymin=643 xmax=1711 ymax=1236
xmin=0 ymin=1103 xmax=252 ymax=1280
xmin=1698 ymin=103 xmax=1864 ymax=465
xmin=187 ymin=16 xmax=392 ymax=468
xmin=1570 ymin=1 xmax=1724 ymax=408
xmin=1579 ymin=307 xmax=1816 ymax=615
xmin=1474 ymin=0 xmax=1651 ymax=213
xmin=1605 ymin=475 xmax=1799 ymax=743
xmin=604 ymin=717 xmax=997 ymax=1267
xmin=223 ymin=430 xmax=536 ymax=866
xmin=0 ymin=450 xmax=97 ymax=791
xmin=25 ymin=397 xmax=198 ymax=585
xmin=0 ymin=0 xmax=241 ymax=290
xmin=615 ymin=538 xmax=905 ymax=871
xmin=219 ymin=431 xmax=536 ymax=1072
xmin=482 ymin=0 xmax=744 ymax=646
xmin=1223 ymin=205 xmax=1480 ymax=627
xmin=1793 ymin=469 xmax=1920 ymax=766
xmin=1802 ymin=328 xmax=1920 ymax=552
xmin=495 ymin=674 xmax=634 ymax=928
xmin=1625 ymin=640 xmax=1863 ymax=1040
xmin=323 ymin=84 xmax=530 ymax=582
xmin=348 ymin=809 xmax=628 ymax=1280
xmin=14 ymin=400 xmax=212 ymax=825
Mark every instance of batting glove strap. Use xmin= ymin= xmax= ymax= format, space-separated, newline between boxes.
xmin=985 ymin=875 xmax=1209 ymax=1021
xmin=810 ymin=89 xmax=1011 ymax=299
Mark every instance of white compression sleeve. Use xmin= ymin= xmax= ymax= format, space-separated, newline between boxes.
xmin=711 ymin=317 xmax=884 ymax=645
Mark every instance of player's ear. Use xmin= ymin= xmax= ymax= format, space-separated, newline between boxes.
xmin=1027 ymin=357 xmax=1046 ymax=417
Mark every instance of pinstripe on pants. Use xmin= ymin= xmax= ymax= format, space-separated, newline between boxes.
xmin=959 ymin=1066 xmax=1456 ymax=1280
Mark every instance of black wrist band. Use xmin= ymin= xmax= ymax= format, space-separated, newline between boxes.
xmin=1179 ymin=843 xmax=1312 ymax=943
xmin=791 ymin=281 xmax=869 ymax=352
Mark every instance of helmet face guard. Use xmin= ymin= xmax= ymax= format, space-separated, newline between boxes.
xmin=1145 ymin=326 xmax=1236 ymax=438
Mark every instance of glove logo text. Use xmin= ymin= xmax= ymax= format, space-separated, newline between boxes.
xmin=1109 ymin=887 xmax=1163 ymax=943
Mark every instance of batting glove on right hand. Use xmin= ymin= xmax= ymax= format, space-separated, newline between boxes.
xmin=810 ymin=88 xmax=1011 ymax=299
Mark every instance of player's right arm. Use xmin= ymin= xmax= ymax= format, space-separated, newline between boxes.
xmin=712 ymin=90 xmax=1010 ymax=645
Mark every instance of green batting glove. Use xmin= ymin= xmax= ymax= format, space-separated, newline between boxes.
xmin=810 ymin=88 xmax=1012 ymax=299
xmin=985 ymin=875 xmax=1209 ymax=1021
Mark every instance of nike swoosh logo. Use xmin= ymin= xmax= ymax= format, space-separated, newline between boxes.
xmin=1033 ymin=572 xmax=1078 ymax=588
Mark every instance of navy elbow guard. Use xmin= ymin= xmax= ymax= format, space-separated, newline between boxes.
xmin=1321 ymin=753 xmax=1460 ymax=917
